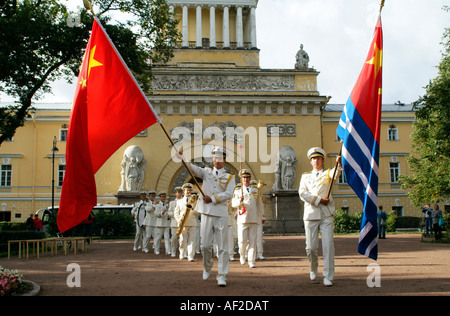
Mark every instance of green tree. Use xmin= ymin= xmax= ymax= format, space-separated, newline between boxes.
xmin=401 ymin=15 xmax=450 ymax=205
xmin=0 ymin=0 xmax=179 ymax=145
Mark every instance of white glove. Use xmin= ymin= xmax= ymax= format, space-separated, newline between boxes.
xmin=175 ymin=150 xmax=188 ymax=163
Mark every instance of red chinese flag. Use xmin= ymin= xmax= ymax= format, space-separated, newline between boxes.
xmin=57 ymin=18 xmax=160 ymax=232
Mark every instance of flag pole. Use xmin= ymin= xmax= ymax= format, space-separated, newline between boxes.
xmin=83 ymin=0 xmax=95 ymax=16
xmin=379 ymin=0 xmax=385 ymax=13
xmin=159 ymin=122 xmax=206 ymax=197
xmin=82 ymin=0 xmax=204 ymax=197
xmin=326 ymin=143 xmax=342 ymax=199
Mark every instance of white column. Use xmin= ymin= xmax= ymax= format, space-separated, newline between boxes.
xmin=209 ymin=5 xmax=216 ymax=47
xmin=222 ymin=6 xmax=230 ymax=48
xmin=250 ymin=6 xmax=257 ymax=48
xmin=196 ymin=5 xmax=202 ymax=47
xmin=182 ymin=5 xmax=188 ymax=47
xmin=236 ymin=6 xmax=243 ymax=48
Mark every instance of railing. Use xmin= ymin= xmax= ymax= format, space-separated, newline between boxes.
xmin=175 ymin=41 xmax=255 ymax=49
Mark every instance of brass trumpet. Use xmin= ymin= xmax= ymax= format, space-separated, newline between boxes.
xmin=257 ymin=180 xmax=266 ymax=190
xmin=176 ymin=194 xmax=198 ymax=236
xmin=257 ymin=180 xmax=265 ymax=198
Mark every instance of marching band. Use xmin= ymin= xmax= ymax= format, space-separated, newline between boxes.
xmin=130 ymin=146 xmax=340 ymax=287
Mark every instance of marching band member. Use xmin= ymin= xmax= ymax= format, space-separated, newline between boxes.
xmin=131 ymin=192 xmax=148 ymax=251
xmin=174 ymin=183 xmax=199 ymax=261
xmin=228 ymin=185 xmax=240 ymax=261
xmin=231 ymin=169 xmax=263 ymax=268
xmin=251 ymin=180 xmax=266 ymax=260
xmin=177 ymin=146 xmax=235 ymax=287
xmin=142 ymin=190 xmax=157 ymax=253
xmin=168 ymin=187 xmax=183 ymax=258
xmin=154 ymin=191 xmax=171 ymax=255
xmin=299 ymin=147 xmax=341 ymax=287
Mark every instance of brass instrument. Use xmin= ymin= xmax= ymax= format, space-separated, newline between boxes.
xmin=256 ymin=180 xmax=265 ymax=199
xmin=176 ymin=194 xmax=198 ymax=236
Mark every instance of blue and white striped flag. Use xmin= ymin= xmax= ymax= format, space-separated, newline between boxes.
xmin=337 ymin=16 xmax=383 ymax=260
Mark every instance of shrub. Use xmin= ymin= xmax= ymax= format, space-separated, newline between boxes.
xmin=386 ymin=211 xmax=397 ymax=232
xmin=0 ymin=231 xmax=46 ymax=253
xmin=0 ymin=266 xmax=22 ymax=296
xmin=396 ymin=216 xmax=421 ymax=229
xmin=334 ymin=210 xmax=362 ymax=234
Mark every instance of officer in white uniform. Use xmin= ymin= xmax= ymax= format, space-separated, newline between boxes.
xmin=231 ymin=169 xmax=263 ymax=268
xmin=142 ymin=191 xmax=157 ymax=253
xmin=154 ymin=191 xmax=171 ymax=255
xmin=299 ymin=147 xmax=341 ymax=287
xmin=168 ymin=186 xmax=183 ymax=257
xmin=178 ymin=146 xmax=235 ymax=287
xmin=174 ymin=183 xmax=198 ymax=261
xmin=131 ymin=192 xmax=148 ymax=251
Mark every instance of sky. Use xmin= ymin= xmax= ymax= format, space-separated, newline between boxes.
xmin=1 ymin=0 xmax=448 ymax=105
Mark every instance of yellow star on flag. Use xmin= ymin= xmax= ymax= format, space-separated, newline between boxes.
xmin=366 ymin=42 xmax=382 ymax=78
xmin=79 ymin=77 xmax=87 ymax=88
xmin=88 ymin=45 xmax=103 ymax=79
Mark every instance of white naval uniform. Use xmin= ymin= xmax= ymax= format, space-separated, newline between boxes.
xmin=142 ymin=200 xmax=156 ymax=251
xmin=174 ymin=196 xmax=198 ymax=260
xmin=131 ymin=200 xmax=147 ymax=250
xmin=154 ymin=201 xmax=171 ymax=255
xmin=188 ymin=164 xmax=235 ymax=283
xmin=168 ymin=198 xmax=182 ymax=257
xmin=256 ymin=195 xmax=265 ymax=259
xmin=298 ymin=167 xmax=340 ymax=281
xmin=227 ymin=201 xmax=237 ymax=260
xmin=231 ymin=185 xmax=263 ymax=267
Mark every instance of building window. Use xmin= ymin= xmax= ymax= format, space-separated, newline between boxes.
xmin=340 ymin=207 xmax=350 ymax=215
xmin=388 ymin=125 xmax=398 ymax=141
xmin=392 ymin=206 xmax=403 ymax=217
xmin=389 ymin=162 xmax=400 ymax=183
xmin=57 ymin=165 xmax=66 ymax=186
xmin=59 ymin=129 xmax=68 ymax=142
xmin=338 ymin=171 xmax=347 ymax=184
xmin=0 ymin=165 xmax=12 ymax=187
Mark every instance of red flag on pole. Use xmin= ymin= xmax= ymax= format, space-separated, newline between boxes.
xmin=57 ymin=18 xmax=160 ymax=232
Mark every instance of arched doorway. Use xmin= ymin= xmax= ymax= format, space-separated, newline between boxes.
xmin=155 ymin=143 xmax=256 ymax=196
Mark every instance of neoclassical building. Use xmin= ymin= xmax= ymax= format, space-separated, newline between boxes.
xmin=0 ymin=0 xmax=427 ymax=228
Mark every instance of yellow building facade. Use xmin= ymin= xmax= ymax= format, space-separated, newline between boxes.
xmin=0 ymin=0 xmax=431 ymax=226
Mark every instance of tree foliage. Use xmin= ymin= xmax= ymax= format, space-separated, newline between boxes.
xmin=0 ymin=0 xmax=179 ymax=144
xmin=401 ymin=16 xmax=450 ymax=206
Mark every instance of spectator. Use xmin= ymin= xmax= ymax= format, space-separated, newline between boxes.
xmin=422 ymin=204 xmax=433 ymax=235
xmin=83 ymin=211 xmax=95 ymax=243
xmin=25 ymin=214 xmax=34 ymax=230
xmin=377 ymin=206 xmax=387 ymax=239
xmin=432 ymin=204 xmax=443 ymax=240
xmin=33 ymin=214 xmax=43 ymax=232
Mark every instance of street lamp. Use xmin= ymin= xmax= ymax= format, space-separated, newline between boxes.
xmin=51 ymin=136 xmax=59 ymax=213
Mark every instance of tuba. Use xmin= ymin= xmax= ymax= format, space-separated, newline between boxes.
xmin=176 ymin=194 xmax=198 ymax=236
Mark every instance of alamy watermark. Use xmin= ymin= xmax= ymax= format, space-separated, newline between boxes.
xmin=66 ymin=263 xmax=81 ymax=288
xmin=366 ymin=263 xmax=381 ymax=288
xmin=170 ymin=119 xmax=279 ymax=174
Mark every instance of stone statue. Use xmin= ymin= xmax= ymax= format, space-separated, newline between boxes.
xmin=272 ymin=145 xmax=298 ymax=190
xmin=295 ymin=44 xmax=309 ymax=69
xmin=119 ymin=145 xmax=146 ymax=192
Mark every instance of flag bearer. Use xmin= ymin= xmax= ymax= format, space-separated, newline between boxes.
xmin=177 ymin=146 xmax=235 ymax=287
xmin=298 ymin=147 xmax=341 ymax=287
